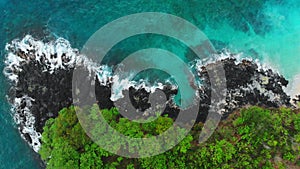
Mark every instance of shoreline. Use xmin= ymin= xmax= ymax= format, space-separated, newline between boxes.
xmin=4 ymin=35 xmax=294 ymax=152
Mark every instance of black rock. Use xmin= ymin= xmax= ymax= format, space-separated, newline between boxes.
xmin=6 ymin=49 xmax=292 ymax=149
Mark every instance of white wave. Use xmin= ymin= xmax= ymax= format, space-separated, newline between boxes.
xmin=110 ymin=73 xmax=173 ymax=102
xmin=194 ymin=50 xmax=287 ymax=109
xmin=3 ymin=35 xmax=90 ymax=152
xmin=4 ymin=35 xmax=77 ymax=83
xmin=4 ymin=35 xmax=289 ymax=153
xmin=4 ymin=35 xmax=179 ymax=152
xmin=13 ymin=95 xmax=41 ymax=152
xmin=285 ymin=73 xmax=300 ymax=105
xmin=194 ymin=49 xmax=280 ymax=74
xmin=96 ymin=65 xmax=113 ymax=86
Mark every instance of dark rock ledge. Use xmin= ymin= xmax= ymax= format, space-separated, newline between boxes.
xmin=4 ymin=36 xmax=291 ymax=152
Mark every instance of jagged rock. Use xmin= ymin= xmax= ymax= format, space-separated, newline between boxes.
xmin=4 ymin=36 xmax=292 ymax=152
xmin=11 ymin=56 xmax=292 ymax=133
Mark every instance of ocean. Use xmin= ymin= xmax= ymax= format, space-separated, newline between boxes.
xmin=0 ymin=0 xmax=299 ymax=168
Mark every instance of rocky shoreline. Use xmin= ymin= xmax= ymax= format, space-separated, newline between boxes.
xmin=4 ymin=36 xmax=293 ymax=152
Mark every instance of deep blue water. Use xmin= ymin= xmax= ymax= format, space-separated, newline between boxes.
xmin=0 ymin=0 xmax=299 ymax=168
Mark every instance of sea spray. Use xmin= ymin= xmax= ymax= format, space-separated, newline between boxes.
xmin=3 ymin=36 xmax=179 ymax=151
xmin=4 ymin=35 xmax=292 ymax=152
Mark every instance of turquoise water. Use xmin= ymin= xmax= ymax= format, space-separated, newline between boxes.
xmin=1 ymin=0 xmax=299 ymax=168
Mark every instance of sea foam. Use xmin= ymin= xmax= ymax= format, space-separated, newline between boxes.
xmin=4 ymin=35 xmax=89 ymax=152
xmin=4 ymin=35 xmax=292 ymax=152
xmin=4 ymin=35 xmax=177 ymax=152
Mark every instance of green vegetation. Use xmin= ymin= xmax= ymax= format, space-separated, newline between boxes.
xmin=39 ymin=106 xmax=300 ymax=169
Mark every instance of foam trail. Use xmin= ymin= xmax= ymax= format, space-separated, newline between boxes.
xmin=4 ymin=35 xmax=293 ymax=152
xmin=285 ymin=74 xmax=300 ymax=105
xmin=13 ymin=96 xmax=41 ymax=152
xmin=4 ymin=35 xmax=177 ymax=151
xmin=4 ymin=35 xmax=94 ymax=152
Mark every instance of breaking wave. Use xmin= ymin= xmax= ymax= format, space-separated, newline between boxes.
xmin=4 ymin=35 xmax=294 ymax=152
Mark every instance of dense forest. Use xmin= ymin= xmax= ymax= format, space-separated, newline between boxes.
xmin=39 ymin=105 xmax=300 ymax=169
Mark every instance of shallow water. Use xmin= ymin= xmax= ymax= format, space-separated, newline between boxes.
xmin=1 ymin=0 xmax=299 ymax=168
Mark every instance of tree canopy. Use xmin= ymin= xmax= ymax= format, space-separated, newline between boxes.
xmin=39 ymin=106 xmax=300 ymax=169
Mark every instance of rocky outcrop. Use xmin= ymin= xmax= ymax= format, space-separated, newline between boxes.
xmin=4 ymin=36 xmax=292 ymax=152
xmin=198 ymin=58 xmax=290 ymax=120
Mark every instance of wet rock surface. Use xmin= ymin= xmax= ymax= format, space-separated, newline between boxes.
xmin=8 ymin=57 xmax=292 ymax=146
xmin=198 ymin=58 xmax=291 ymax=120
xmin=4 ymin=36 xmax=292 ymax=151
xmin=13 ymin=60 xmax=74 ymax=133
